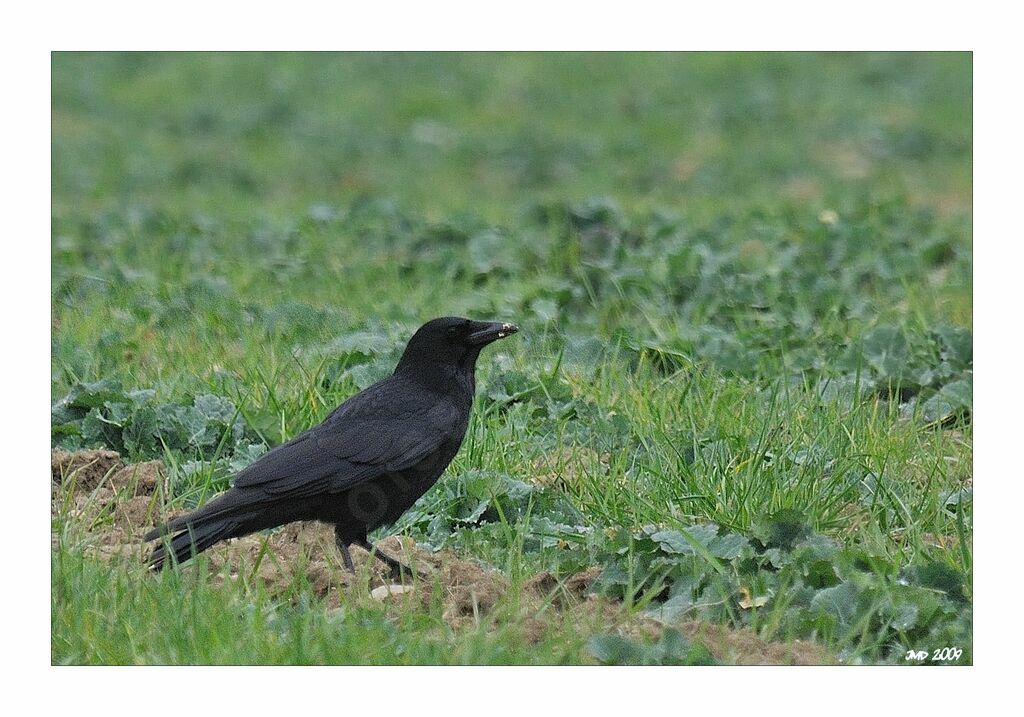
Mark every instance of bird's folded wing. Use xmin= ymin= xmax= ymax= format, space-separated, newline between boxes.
xmin=314 ymin=393 xmax=460 ymax=478
xmin=228 ymin=431 xmax=355 ymax=498
xmin=230 ymin=380 xmax=458 ymax=499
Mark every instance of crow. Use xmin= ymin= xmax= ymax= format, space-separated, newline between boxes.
xmin=144 ymin=316 xmax=518 ymax=578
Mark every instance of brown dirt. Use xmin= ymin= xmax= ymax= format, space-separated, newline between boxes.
xmin=52 ymin=449 xmax=122 ymax=489
xmin=52 ymin=450 xmax=836 ymax=663
xmin=417 ymin=546 xmax=508 ymax=627
xmin=523 ymin=565 xmax=602 ymax=608
xmin=109 ymin=460 xmax=166 ymax=496
xmin=680 ymin=622 xmax=835 ymax=665
xmin=52 ymin=450 xmax=175 ymax=564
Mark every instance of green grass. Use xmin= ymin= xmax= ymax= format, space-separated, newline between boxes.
xmin=52 ymin=550 xmax=599 ymax=665
xmin=51 ymin=52 xmax=972 ymax=665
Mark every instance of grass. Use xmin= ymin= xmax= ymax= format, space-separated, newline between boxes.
xmin=51 ymin=52 xmax=972 ymax=665
xmin=52 ymin=551 xmax=598 ymax=665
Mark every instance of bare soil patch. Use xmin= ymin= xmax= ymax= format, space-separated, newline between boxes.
xmin=679 ymin=622 xmax=834 ymax=665
xmin=52 ymin=449 xmax=121 ymax=490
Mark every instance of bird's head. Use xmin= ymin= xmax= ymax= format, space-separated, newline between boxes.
xmin=395 ymin=316 xmax=519 ymax=380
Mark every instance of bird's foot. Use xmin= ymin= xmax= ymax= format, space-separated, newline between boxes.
xmin=335 ymin=536 xmax=357 ymax=574
xmin=385 ymin=560 xmax=417 ymax=583
xmin=357 ymin=539 xmax=417 ymax=582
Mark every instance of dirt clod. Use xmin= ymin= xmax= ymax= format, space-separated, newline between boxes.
xmin=523 ymin=571 xmax=558 ymax=595
xmin=429 ymin=555 xmax=508 ymax=626
xmin=52 ymin=449 xmax=122 ymax=490
xmin=524 ymin=566 xmax=602 ymax=607
xmin=564 ymin=566 xmax=602 ymax=597
xmin=114 ymin=495 xmax=162 ymax=533
xmin=680 ymin=622 xmax=835 ymax=665
xmin=109 ymin=460 xmax=165 ymax=496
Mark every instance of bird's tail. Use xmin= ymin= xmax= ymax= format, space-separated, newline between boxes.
xmin=146 ymin=518 xmax=240 ymax=570
xmin=144 ymin=492 xmax=255 ymax=570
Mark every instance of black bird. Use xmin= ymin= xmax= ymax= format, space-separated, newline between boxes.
xmin=145 ymin=316 xmax=518 ymax=577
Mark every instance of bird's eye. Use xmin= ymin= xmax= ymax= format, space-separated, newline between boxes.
xmin=446 ymin=326 xmax=459 ymax=340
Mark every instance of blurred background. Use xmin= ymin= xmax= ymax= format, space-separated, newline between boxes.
xmin=53 ymin=52 xmax=971 ymax=222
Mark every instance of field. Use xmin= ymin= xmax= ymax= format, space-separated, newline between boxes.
xmin=51 ymin=52 xmax=972 ymax=665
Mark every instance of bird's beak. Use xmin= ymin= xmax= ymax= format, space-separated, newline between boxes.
xmin=467 ymin=321 xmax=519 ymax=346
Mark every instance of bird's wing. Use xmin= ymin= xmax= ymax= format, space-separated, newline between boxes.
xmin=314 ymin=377 xmax=461 ymax=476
xmin=228 ymin=430 xmax=355 ymax=498
xmin=231 ymin=377 xmax=459 ymax=499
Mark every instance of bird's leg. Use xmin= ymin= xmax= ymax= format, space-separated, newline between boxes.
xmin=355 ymin=538 xmax=417 ymax=581
xmin=334 ymin=528 xmax=356 ymax=574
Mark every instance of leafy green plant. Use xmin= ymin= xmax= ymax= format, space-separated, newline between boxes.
xmin=588 ymin=628 xmax=716 ymax=665
xmin=52 ymin=379 xmax=261 ymax=462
